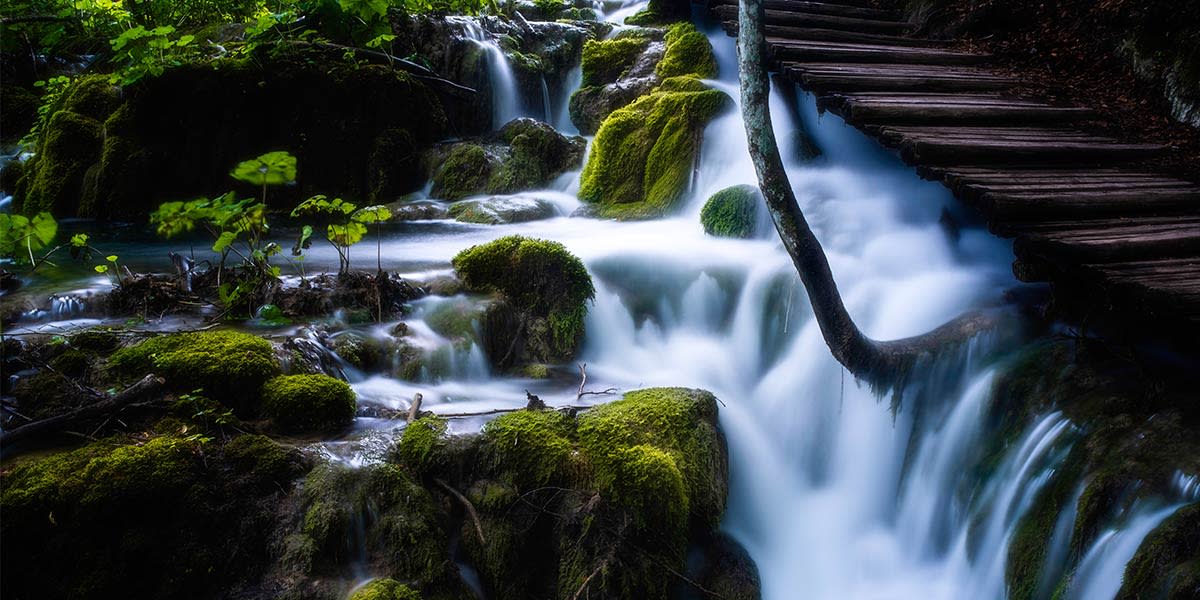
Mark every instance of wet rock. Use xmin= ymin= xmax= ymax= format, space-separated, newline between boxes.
xmin=427 ymin=118 xmax=585 ymax=200
xmin=695 ymin=533 xmax=763 ymax=600
xmin=569 ymin=31 xmax=665 ymax=134
xmin=448 ymin=194 xmax=560 ymax=224
xmin=262 ymin=374 xmax=356 ymax=434
xmin=275 ymin=271 xmax=421 ymax=321
xmin=385 ymin=197 xmax=450 ymax=221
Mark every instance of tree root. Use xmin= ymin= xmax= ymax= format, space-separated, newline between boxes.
xmin=434 ymin=477 xmax=486 ymax=547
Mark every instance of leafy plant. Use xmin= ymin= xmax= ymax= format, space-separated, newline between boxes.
xmin=290 ymin=196 xmax=391 ymax=275
xmin=108 ymin=24 xmax=202 ymax=85
xmin=0 ymin=212 xmax=58 ymax=264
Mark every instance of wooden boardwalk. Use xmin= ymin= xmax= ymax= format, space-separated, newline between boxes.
xmin=712 ymin=0 xmax=1200 ymax=342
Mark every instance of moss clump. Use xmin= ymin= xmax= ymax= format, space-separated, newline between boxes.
xmin=430 ymin=144 xmax=491 ymax=200
xmin=577 ymin=387 xmax=726 ymax=529
xmin=15 ymin=110 xmax=104 ymax=215
xmin=261 ymin=374 xmax=356 ymax=434
xmin=701 ymin=184 xmax=760 ymax=238
xmin=657 ymin=23 xmax=718 ymax=80
xmin=452 ymin=236 xmax=595 ymax=364
xmin=398 ymin=415 xmax=450 ymax=473
xmin=108 ymin=330 xmax=280 ymax=413
xmin=350 ymin=579 xmax=422 ymax=600
xmin=579 ymin=79 xmax=731 ymax=219
xmin=69 ymin=329 xmax=121 ymax=352
xmin=1117 ymin=503 xmax=1200 ymax=599
xmin=581 ymin=37 xmax=651 ymax=87
xmin=488 ymin=119 xmax=586 ymax=193
xmin=481 ymin=409 xmax=576 ymax=488
xmin=1 ymin=433 xmax=307 ymax=599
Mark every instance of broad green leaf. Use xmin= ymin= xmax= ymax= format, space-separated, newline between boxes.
xmin=328 ymin=222 xmax=367 ymax=248
xmin=353 ymin=205 xmax=392 ymax=223
xmin=30 ymin=212 xmax=58 ymax=248
xmin=106 ymin=255 xmax=119 ymax=262
xmin=292 ymin=224 xmax=314 ymax=256
xmin=230 ymin=151 xmax=297 ymax=186
xmin=95 ymin=264 xmax=109 ymax=273
xmin=213 ymin=231 xmax=238 ymax=253
xmin=70 ymin=233 xmax=89 ymax=247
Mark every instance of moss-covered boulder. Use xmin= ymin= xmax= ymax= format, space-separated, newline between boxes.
xmin=15 ymin=46 xmax=446 ymax=219
xmin=429 ymin=118 xmax=585 ymax=200
xmin=350 ymin=579 xmax=422 ymax=600
xmin=1117 ymin=502 xmax=1200 ymax=600
xmin=701 ymin=184 xmax=760 ymax=238
xmin=569 ymin=30 xmax=665 ymax=134
xmin=262 ymin=374 xmax=356 ymax=434
xmin=107 ymin=330 xmax=281 ymax=413
xmin=278 ymin=462 xmax=469 ymax=599
xmin=579 ymin=77 xmax=731 ymax=219
xmin=395 ymin=387 xmax=744 ymax=600
xmin=656 ymin=22 xmax=719 ymax=80
xmin=452 ymin=235 xmax=594 ymax=368
xmin=0 ymin=433 xmax=309 ymax=600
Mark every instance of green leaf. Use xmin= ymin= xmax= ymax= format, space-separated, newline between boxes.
xmin=70 ymin=233 xmax=89 ymax=247
xmin=292 ymin=224 xmax=314 ymax=256
xmin=106 ymin=255 xmax=119 ymax=263
xmin=230 ymin=151 xmax=297 ymax=186
xmin=327 ymin=221 xmax=367 ymax=248
xmin=30 ymin=212 xmax=58 ymax=248
xmin=291 ymin=195 xmax=357 ymax=218
xmin=352 ymin=205 xmax=392 ymax=223
xmin=95 ymin=264 xmax=109 ymax=273
xmin=213 ymin=231 xmax=238 ymax=253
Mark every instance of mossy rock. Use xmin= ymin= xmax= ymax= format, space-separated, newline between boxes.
xmin=397 ymin=415 xmax=450 ymax=473
xmin=481 ymin=409 xmax=577 ymax=488
xmin=656 ymin=22 xmax=718 ymax=80
xmin=579 ymin=78 xmax=731 ymax=219
xmin=452 ymin=236 xmax=595 ymax=365
xmin=262 ymin=374 xmax=356 ymax=434
xmin=0 ymin=433 xmax=308 ymax=599
xmin=701 ymin=184 xmax=760 ymax=238
xmin=1117 ymin=502 xmax=1200 ymax=600
xmin=107 ymin=330 xmax=280 ymax=414
xmin=448 ymin=195 xmax=558 ymax=225
xmin=430 ymin=144 xmax=493 ymax=201
xmin=14 ymin=109 xmax=104 ymax=215
xmin=350 ymin=579 xmax=422 ymax=600
xmin=581 ymin=37 xmax=650 ymax=87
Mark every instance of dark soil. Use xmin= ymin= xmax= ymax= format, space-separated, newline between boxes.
xmin=886 ymin=0 xmax=1200 ymax=180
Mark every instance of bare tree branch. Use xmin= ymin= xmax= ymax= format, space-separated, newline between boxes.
xmin=1 ymin=375 xmax=166 ymax=452
xmin=736 ymin=0 xmax=1000 ymax=392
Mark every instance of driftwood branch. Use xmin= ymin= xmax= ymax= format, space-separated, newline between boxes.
xmin=575 ymin=363 xmax=618 ymax=401
xmin=434 ymin=477 xmax=486 ymax=546
xmin=281 ymin=40 xmax=476 ymax=95
xmin=736 ymin=0 xmax=998 ymax=391
xmin=0 ymin=374 xmax=166 ymax=452
xmin=406 ymin=392 xmax=423 ymax=422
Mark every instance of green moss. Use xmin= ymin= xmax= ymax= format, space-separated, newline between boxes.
xmin=482 ymin=409 xmax=576 ymax=488
xmin=50 ymin=348 xmax=91 ymax=376
xmin=1005 ymin=446 xmax=1088 ymax=600
xmin=424 ymin=298 xmax=484 ymax=341
xmin=350 ymin=579 xmax=422 ymax=600
xmin=656 ymin=22 xmax=718 ymax=80
xmin=58 ymin=75 xmax=121 ymax=121
xmin=452 ymin=236 xmax=595 ymax=362
xmin=12 ymin=370 xmax=90 ymax=420
xmin=430 ymin=144 xmax=491 ymax=200
xmin=222 ymin=434 xmax=305 ymax=485
xmin=579 ymin=83 xmax=730 ymax=219
xmin=701 ymin=184 xmax=760 ymax=238
xmin=577 ymin=387 xmax=726 ymax=530
xmin=488 ymin=119 xmax=585 ymax=194
xmin=69 ymin=329 xmax=121 ymax=352
xmin=16 ymin=110 xmax=103 ymax=215
xmin=108 ymin=330 xmax=280 ymax=413
xmin=522 ymin=363 xmax=551 ymax=379
xmin=581 ymin=37 xmax=650 ymax=87
xmin=1118 ymin=503 xmax=1200 ymax=599
xmin=398 ymin=415 xmax=450 ymax=473
xmin=261 ymin=374 xmax=356 ymax=434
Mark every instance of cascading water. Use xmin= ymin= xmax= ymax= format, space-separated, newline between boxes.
xmin=452 ymin=18 xmax=523 ymax=128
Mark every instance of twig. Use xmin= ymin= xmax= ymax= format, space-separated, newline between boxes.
xmin=575 ymin=363 xmax=619 ymax=401
xmin=434 ymin=404 xmax=597 ymax=418
xmin=281 ymin=40 xmax=477 ymax=94
xmin=406 ymin=392 xmax=423 ymax=422
xmin=434 ymin=477 xmax=486 ymax=546
xmin=1 ymin=375 xmax=166 ymax=452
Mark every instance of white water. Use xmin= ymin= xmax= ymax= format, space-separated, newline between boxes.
xmin=453 ymin=18 xmax=523 ymax=128
xmin=8 ymin=12 xmax=1187 ymax=599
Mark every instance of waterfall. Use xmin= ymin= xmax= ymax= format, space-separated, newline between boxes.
xmin=453 ymin=17 xmax=522 ymax=129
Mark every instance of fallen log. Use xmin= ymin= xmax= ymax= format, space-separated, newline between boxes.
xmin=1 ymin=374 xmax=166 ymax=452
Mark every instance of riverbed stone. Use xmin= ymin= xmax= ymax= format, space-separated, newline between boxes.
xmin=701 ymin=184 xmax=760 ymax=238
xmin=428 ymin=118 xmax=585 ymax=200
xmin=448 ymin=194 xmax=560 ymax=224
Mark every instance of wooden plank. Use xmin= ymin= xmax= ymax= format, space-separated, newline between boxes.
xmin=712 ymin=6 xmax=913 ymax=34
xmin=993 ymin=215 xmax=1200 ymax=237
xmin=980 ymin=189 xmax=1199 ymax=219
xmin=795 ymin=73 xmax=1015 ymax=93
xmin=901 ymin=138 xmax=1165 ymax=165
xmin=1015 ymin=222 xmax=1200 ymax=263
xmin=839 ymin=102 xmax=1094 ymax=124
xmin=729 ymin=24 xmax=948 ymax=47
xmin=750 ymin=0 xmax=904 ymax=20
xmin=770 ymin=41 xmax=987 ymax=66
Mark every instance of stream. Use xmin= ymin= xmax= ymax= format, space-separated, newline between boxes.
xmin=4 ymin=5 xmax=1191 ymax=599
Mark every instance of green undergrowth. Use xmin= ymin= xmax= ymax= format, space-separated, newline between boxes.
xmin=261 ymin=374 xmax=357 ymax=434
xmin=0 ymin=432 xmax=309 ymax=599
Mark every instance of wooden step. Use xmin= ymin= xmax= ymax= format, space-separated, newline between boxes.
xmin=1014 ymin=220 xmax=1200 ymax=264
xmin=769 ymin=40 xmax=987 ymax=65
xmin=713 ymin=5 xmax=913 ymax=34
xmin=979 ymin=188 xmax=1199 ymax=219
xmin=995 ymin=215 xmax=1200 ymax=237
xmin=821 ymin=94 xmax=1094 ymax=124
xmin=786 ymin=62 xmax=1016 ymax=92
xmin=728 ymin=24 xmax=948 ymax=47
xmin=752 ymin=0 xmax=904 ymax=20
xmin=900 ymin=138 xmax=1165 ymax=166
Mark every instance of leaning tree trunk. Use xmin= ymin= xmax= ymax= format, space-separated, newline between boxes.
xmin=736 ymin=0 xmax=998 ymax=391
